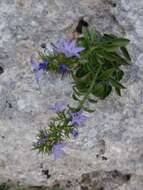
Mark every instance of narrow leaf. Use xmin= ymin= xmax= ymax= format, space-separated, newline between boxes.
xmin=110 ymin=79 xmax=126 ymax=89
xmin=120 ymin=46 xmax=131 ymax=61
xmin=99 ymin=68 xmax=114 ymax=80
xmin=115 ymin=87 xmax=121 ymax=96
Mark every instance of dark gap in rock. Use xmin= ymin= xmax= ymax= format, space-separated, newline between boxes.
xmin=111 ymin=3 xmax=116 ymax=7
xmin=8 ymin=103 xmax=13 ymax=108
xmin=76 ymin=179 xmax=79 ymax=182
xmin=81 ymin=186 xmax=89 ymax=190
xmin=41 ymin=43 xmax=46 ymax=49
xmin=111 ymin=170 xmax=131 ymax=181
xmin=102 ymin=156 xmax=107 ymax=161
xmin=0 ymin=66 xmax=4 ymax=75
xmin=42 ymin=169 xmax=51 ymax=179
xmin=29 ymin=185 xmax=45 ymax=189
xmin=124 ymin=174 xmax=131 ymax=181
xmin=81 ymin=173 xmax=91 ymax=184
xmin=76 ymin=19 xmax=89 ymax=34
xmin=6 ymin=100 xmax=13 ymax=109
xmin=96 ymin=154 xmax=99 ymax=158
xmin=67 ymin=180 xmax=71 ymax=184
xmin=99 ymin=187 xmax=104 ymax=190
xmin=111 ymin=170 xmax=121 ymax=178
xmin=66 ymin=183 xmax=71 ymax=188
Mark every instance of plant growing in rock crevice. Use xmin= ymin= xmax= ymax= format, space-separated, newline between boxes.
xmin=31 ymin=23 xmax=131 ymax=159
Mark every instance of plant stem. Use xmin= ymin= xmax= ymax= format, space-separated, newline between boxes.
xmin=79 ymin=65 xmax=101 ymax=109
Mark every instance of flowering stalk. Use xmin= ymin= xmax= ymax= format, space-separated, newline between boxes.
xmin=33 ymin=105 xmax=87 ymax=159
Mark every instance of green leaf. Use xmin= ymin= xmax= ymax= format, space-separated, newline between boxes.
xmin=95 ymin=50 xmax=117 ymax=62
xmin=103 ymin=38 xmax=130 ymax=47
xmin=120 ymin=46 xmax=131 ymax=61
xmin=103 ymin=83 xmax=112 ymax=98
xmin=115 ymin=87 xmax=121 ymax=96
xmin=92 ymin=83 xmax=105 ymax=98
xmin=110 ymin=79 xmax=126 ymax=89
xmin=92 ymin=82 xmax=112 ymax=99
xmin=96 ymin=50 xmax=129 ymax=65
xmin=102 ymin=45 xmax=118 ymax=52
xmin=72 ymin=93 xmax=80 ymax=101
xmin=88 ymin=98 xmax=98 ymax=103
xmin=73 ymin=85 xmax=83 ymax=96
xmin=113 ymin=69 xmax=124 ymax=81
xmin=103 ymin=33 xmax=116 ymax=39
xmin=75 ymin=67 xmax=88 ymax=78
xmin=99 ymin=68 xmax=114 ymax=80
xmin=83 ymin=106 xmax=95 ymax=113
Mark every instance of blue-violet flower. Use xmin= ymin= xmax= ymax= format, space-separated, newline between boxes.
xmin=30 ymin=53 xmax=48 ymax=82
xmin=70 ymin=109 xmax=87 ymax=126
xmin=52 ymin=39 xmax=85 ymax=58
xmin=52 ymin=142 xmax=66 ymax=160
xmin=38 ymin=60 xmax=48 ymax=70
xmin=59 ymin=64 xmax=69 ymax=75
xmin=71 ymin=129 xmax=79 ymax=138
xmin=51 ymin=102 xmax=65 ymax=113
xmin=34 ymin=133 xmax=48 ymax=148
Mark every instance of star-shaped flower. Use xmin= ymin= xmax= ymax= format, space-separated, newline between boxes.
xmin=52 ymin=39 xmax=85 ymax=58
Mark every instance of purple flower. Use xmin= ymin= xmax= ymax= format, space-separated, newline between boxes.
xmin=52 ymin=39 xmax=85 ymax=58
xmin=38 ymin=60 xmax=48 ymax=70
xmin=70 ymin=109 xmax=87 ymax=126
xmin=71 ymin=129 xmax=79 ymax=138
xmin=34 ymin=139 xmax=45 ymax=147
xmin=43 ymin=132 xmax=49 ymax=139
xmin=30 ymin=52 xmax=39 ymax=71
xmin=59 ymin=64 xmax=69 ymax=75
xmin=34 ymin=69 xmax=44 ymax=82
xmin=51 ymin=103 xmax=65 ymax=113
xmin=30 ymin=53 xmax=48 ymax=82
xmin=52 ymin=142 xmax=66 ymax=160
xmin=34 ymin=133 xmax=48 ymax=148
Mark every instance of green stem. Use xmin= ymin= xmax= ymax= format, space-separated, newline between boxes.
xmin=79 ymin=65 xmax=101 ymax=109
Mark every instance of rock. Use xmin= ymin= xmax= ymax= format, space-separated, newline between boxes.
xmin=0 ymin=0 xmax=143 ymax=189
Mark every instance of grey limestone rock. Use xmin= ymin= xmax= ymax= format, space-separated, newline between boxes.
xmin=0 ymin=0 xmax=143 ymax=189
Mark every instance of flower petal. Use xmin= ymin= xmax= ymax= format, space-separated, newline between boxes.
xmin=35 ymin=69 xmax=44 ymax=82
xmin=51 ymin=102 xmax=65 ymax=113
xmin=30 ymin=53 xmax=39 ymax=71
xmin=52 ymin=142 xmax=66 ymax=160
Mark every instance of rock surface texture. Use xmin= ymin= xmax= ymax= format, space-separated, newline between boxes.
xmin=0 ymin=0 xmax=143 ymax=189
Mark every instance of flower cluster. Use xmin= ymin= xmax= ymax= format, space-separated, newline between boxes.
xmin=31 ymin=27 xmax=131 ymax=159
xmin=30 ymin=39 xmax=85 ymax=81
